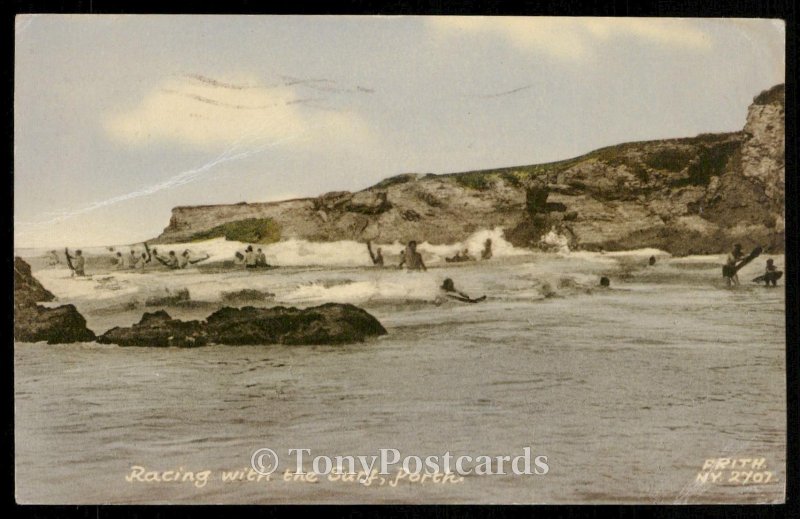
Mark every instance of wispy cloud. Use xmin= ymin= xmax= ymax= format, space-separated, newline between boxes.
xmin=428 ymin=17 xmax=713 ymax=60
xmin=19 ymin=67 xmax=381 ymax=236
xmin=104 ymin=74 xmax=372 ymax=148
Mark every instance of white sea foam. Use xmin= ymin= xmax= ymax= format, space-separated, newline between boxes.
xmin=539 ymin=228 xmax=571 ymax=253
xmin=145 ymin=227 xmax=527 ymax=268
xmin=32 ymin=269 xmax=142 ymax=301
xmin=20 ymin=227 xmax=783 ymax=311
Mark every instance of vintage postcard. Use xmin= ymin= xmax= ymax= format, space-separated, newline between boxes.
xmin=14 ymin=15 xmax=786 ymax=504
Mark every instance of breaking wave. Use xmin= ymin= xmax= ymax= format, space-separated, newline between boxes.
xmin=153 ymin=227 xmax=528 ymax=268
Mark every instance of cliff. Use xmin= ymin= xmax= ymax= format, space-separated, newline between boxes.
xmin=154 ymin=85 xmax=785 ymax=255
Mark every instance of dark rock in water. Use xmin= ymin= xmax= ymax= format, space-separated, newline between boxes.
xmin=15 ymin=304 xmax=97 ymax=344
xmin=220 ymin=288 xmax=276 ymax=304
xmin=98 ymin=310 xmax=207 ymax=348
xmin=205 ymin=303 xmax=387 ymax=345
xmin=14 ymin=257 xmax=97 ymax=344
xmin=15 ymin=257 xmax=55 ymax=307
xmin=98 ymin=303 xmax=387 ymax=347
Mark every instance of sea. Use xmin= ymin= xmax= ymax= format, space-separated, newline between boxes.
xmin=14 ymin=230 xmax=786 ymax=504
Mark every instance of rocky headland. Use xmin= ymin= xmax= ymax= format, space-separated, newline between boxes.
xmin=154 ymin=84 xmax=785 ymax=255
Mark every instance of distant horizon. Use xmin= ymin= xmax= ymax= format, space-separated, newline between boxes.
xmin=15 ymin=16 xmax=785 ymax=248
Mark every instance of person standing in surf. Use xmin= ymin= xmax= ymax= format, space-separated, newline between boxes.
xmin=367 ymin=241 xmax=384 ymax=267
xmin=128 ymin=249 xmax=139 ymax=269
xmin=66 ymin=249 xmax=86 ymax=277
xmin=764 ymin=259 xmax=779 ymax=287
xmin=256 ymin=248 xmax=269 ymax=268
xmin=244 ymin=245 xmax=258 ymax=269
xmin=398 ymin=240 xmax=426 ymax=271
xmin=46 ymin=250 xmax=61 ymax=267
xmin=724 ymin=244 xmax=745 ymax=286
xmin=481 ymin=238 xmax=493 ymax=260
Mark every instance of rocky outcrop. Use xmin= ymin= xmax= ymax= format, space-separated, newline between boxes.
xmin=14 ymin=257 xmax=54 ymax=306
xmin=14 ymin=257 xmax=96 ymax=344
xmin=98 ymin=303 xmax=387 ymax=347
xmin=15 ymin=304 xmax=98 ymax=344
xmin=98 ymin=310 xmax=207 ymax=347
xmin=220 ymin=288 xmax=276 ymax=304
xmin=154 ymin=85 xmax=785 ymax=255
xmin=205 ymin=304 xmax=387 ymax=345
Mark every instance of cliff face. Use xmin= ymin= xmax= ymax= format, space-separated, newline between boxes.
xmin=155 ymin=85 xmax=785 ymax=255
xmin=740 ymin=85 xmax=785 ymax=221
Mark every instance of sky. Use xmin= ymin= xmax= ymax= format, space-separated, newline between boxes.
xmin=14 ymin=16 xmax=785 ymax=248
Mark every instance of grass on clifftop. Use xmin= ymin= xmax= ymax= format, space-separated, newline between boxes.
xmin=752 ymin=84 xmax=785 ymax=106
xmin=437 ymin=131 xmax=741 ymax=190
xmin=374 ymin=173 xmax=418 ymax=189
xmin=643 ymin=149 xmax=695 ymax=172
xmin=455 ymin=172 xmax=494 ymax=190
xmin=449 ymin=161 xmax=579 ymax=190
xmin=190 ymin=218 xmax=281 ymax=244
